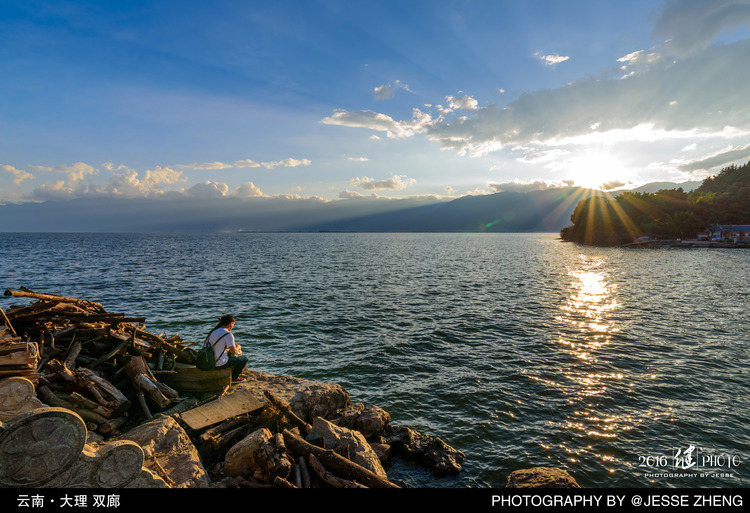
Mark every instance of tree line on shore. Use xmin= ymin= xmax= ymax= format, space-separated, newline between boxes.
xmin=559 ymin=161 xmax=750 ymax=246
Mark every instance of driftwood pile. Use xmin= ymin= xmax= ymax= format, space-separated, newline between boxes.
xmin=0 ymin=287 xmax=201 ymax=435
xmin=198 ymin=392 xmax=400 ymax=489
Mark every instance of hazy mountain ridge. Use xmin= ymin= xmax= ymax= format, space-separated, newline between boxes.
xmin=0 ymin=181 xmax=698 ymax=233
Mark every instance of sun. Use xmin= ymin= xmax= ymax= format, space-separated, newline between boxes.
xmin=563 ymin=152 xmax=632 ymax=190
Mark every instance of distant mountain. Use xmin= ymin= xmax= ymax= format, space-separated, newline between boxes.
xmin=302 ymin=187 xmax=598 ymax=233
xmin=626 ymin=180 xmax=702 ymax=194
xmin=0 ymin=186 xmax=598 ymax=233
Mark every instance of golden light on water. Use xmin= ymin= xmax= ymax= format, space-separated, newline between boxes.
xmin=550 ymin=255 xmax=633 ymax=471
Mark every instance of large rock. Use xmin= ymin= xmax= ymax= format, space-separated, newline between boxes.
xmin=307 ymin=417 xmax=388 ymax=479
xmin=332 ymin=402 xmax=391 ymax=440
xmin=234 ymin=370 xmax=350 ymax=423
xmin=387 ymin=425 xmax=465 ymax=476
xmin=224 ymin=427 xmax=293 ymax=483
xmin=505 ymin=467 xmax=581 ymax=488
xmin=120 ymin=414 xmax=209 ymax=488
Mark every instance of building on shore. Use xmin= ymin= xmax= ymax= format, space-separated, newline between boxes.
xmin=697 ymin=225 xmax=750 ymax=243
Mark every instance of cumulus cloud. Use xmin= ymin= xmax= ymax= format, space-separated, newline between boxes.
xmin=348 ymin=174 xmax=416 ymax=191
xmin=185 ymin=181 xmax=230 ymax=198
xmin=448 ymin=94 xmax=479 ymax=111
xmin=55 ymin=162 xmax=97 ymax=185
xmin=233 ymin=181 xmax=267 ymax=198
xmin=1 ymin=165 xmax=34 ymax=185
xmin=348 ymin=157 xmax=369 ymax=162
xmin=30 ymin=181 xmax=74 ymax=201
xmin=106 ymin=165 xmax=186 ymax=198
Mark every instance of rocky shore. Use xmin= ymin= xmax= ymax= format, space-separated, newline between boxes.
xmin=0 ymin=288 xmax=578 ymax=489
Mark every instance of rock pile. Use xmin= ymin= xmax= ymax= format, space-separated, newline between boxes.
xmin=0 ymin=288 xmax=465 ymax=489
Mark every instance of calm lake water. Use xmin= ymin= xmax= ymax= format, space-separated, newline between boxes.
xmin=1 ymin=232 xmax=747 ymax=488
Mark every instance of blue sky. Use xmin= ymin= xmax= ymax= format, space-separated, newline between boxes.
xmin=2 ymin=0 xmax=750 ymax=207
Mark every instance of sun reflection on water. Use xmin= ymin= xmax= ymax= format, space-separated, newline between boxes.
xmin=550 ymin=255 xmax=632 ymax=475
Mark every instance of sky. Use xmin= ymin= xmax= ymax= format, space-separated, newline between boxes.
xmin=2 ymin=0 xmax=750 ymax=210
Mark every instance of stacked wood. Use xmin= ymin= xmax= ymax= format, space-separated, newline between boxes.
xmin=1 ymin=287 xmax=202 ymax=435
xmin=0 ymin=306 xmax=40 ymax=381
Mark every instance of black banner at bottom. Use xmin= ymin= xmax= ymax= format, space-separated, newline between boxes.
xmin=1 ymin=487 xmax=748 ymax=511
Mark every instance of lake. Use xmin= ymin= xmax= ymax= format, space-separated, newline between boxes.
xmin=1 ymin=232 xmax=747 ymax=488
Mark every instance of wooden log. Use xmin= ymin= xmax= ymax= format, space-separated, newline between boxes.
xmin=68 ymin=391 xmax=116 ymax=418
xmin=122 ymin=325 xmax=196 ymax=363
xmin=263 ymin=390 xmax=312 ymax=433
xmin=77 ymin=367 xmax=131 ymax=416
xmin=0 ymin=307 xmax=16 ymax=335
xmin=87 ymin=334 xmax=131 ymax=369
xmin=308 ymin=453 xmax=367 ymax=489
xmin=298 ymin=455 xmax=311 ymax=489
xmin=275 ymin=432 xmax=286 ymax=454
xmin=97 ymin=416 xmax=129 ymax=435
xmin=136 ymin=390 xmax=152 ymax=419
xmin=125 ymin=356 xmax=170 ymax=409
xmin=273 ymin=476 xmax=297 ymax=488
xmin=36 ymin=386 xmax=109 ymax=427
xmin=4 ymin=301 xmax=59 ymax=321
xmin=63 ymin=336 xmax=81 ymax=369
xmin=227 ymin=476 xmax=275 ymax=489
xmin=282 ymin=429 xmax=399 ymax=489
xmin=4 ymin=289 xmax=105 ymax=312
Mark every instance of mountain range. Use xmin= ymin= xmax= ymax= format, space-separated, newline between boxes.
xmin=0 ymin=181 xmax=700 ymax=233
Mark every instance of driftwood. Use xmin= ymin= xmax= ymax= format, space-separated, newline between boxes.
xmin=0 ymin=307 xmax=16 ymax=335
xmin=308 ymin=453 xmax=367 ymax=488
xmin=282 ymin=428 xmax=399 ymax=489
xmin=273 ymin=476 xmax=297 ymax=488
xmin=263 ymin=390 xmax=312 ymax=433
xmin=4 ymin=288 xmax=105 ymax=312
xmin=298 ymin=455 xmax=311 ymax=488
xmin=124 ymin=356 xmax=173 ymax=418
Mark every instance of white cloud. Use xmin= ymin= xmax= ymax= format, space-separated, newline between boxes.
xmin=535 ymin=52 xmax=570 ymax=66
xmin=488 ymin=179 xmax=575 ymax=193
xmin=348 ymin=157 xmax=369 ymax=162
xmin=234 ymin=159 xmax=261 ymax=168
xmin=55 ymin=162 xmax=97 ymax=184
xmin=420 ymin=39 xmax=750 ymax=155
xmin=30 ymin=181 xmax=74 ymax=201
xmin=176 ymin=161 xmax=233 ymax=170
xmin=1 ymin=165 xmax=34 ymax=185
xmin=374 ymin=80 xmax=412 ymax=100
xmin=106 ymin=166 xmax=186 ymax=198
xmin=348 ymin=174 xmax=416 ymax=191
xmin=260 ymin=158 xmax=311 ymax=169
xmin=444 ymin=93 xmax=479 ymax=112
xmin=233 ymin=181 xmax=267 ymax=198
xmin=321 ymin=109 xmax=433 ymax=139
xmin=185 ymin=181 xmax=230 ymax=198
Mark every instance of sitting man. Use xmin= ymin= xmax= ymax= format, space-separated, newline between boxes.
xmin=206 ymin=314 xmax=249 ymax=383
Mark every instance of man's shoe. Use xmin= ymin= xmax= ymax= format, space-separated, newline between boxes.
xmin=232 ymin=377 xmax=246 ymax=383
